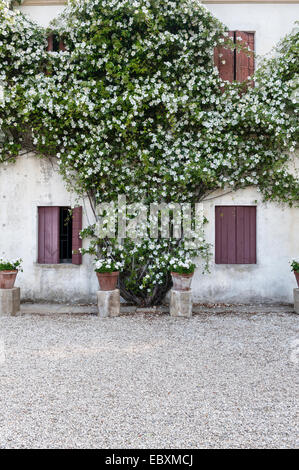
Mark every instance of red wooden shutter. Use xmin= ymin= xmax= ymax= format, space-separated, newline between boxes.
xmin=47 ymin=34 xmax=53 ymax=52
xmin=215 ymin=206 xmax=236 ymax=264
xmin=215 ymin=206 xmax=256 ymax=264
xmin=38 ymin=207 xmax=60 ymax=264
xmin=59 ymin=39 xmax=66 ymax=52
xmin=235 ymin=206 xmax=256 ymax=264
xmin=72 ymin=206 xmax=82 ymax=265
xmin=214 ymin=31 xmax=235 ymax=82
xmin=235 ymin=31 xmax=255 ymax=84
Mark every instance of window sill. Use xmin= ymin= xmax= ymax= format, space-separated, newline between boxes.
xmin=34 ymin=263 xmax=80 ymax=269
xmin=215 ymin=263 xmax=258 ymax=270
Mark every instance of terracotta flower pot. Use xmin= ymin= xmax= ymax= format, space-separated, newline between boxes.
xmin=96 ymin=271 xmax=119 ymax=291
xmin=0 ymin=270 xmax=18 ymax=289
xmin=295 ymin=271 xmax=299 ymax=288
xmin=171 ymin=271 xmax=194 ymax=291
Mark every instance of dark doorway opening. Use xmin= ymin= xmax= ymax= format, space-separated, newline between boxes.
xmin=60 ymin=207 xmax=72 ymax=263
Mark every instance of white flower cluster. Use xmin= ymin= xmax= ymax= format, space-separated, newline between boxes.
xmin=94 ymin=257 xmax=124 ymax=273
xmin=169 ymin=257 xmax=194 ymax=272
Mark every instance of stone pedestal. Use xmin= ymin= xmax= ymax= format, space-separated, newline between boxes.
xmin=0 ymin=287 xmax=20 ymax=316
xmin=294 ymin=289 xmax=299 ymax=314
xmin=97 ymin=289 xmax=120 ymax=318
xmin=170 ymin=289 xmax=192 ymax=318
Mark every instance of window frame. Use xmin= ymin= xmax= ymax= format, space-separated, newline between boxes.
xmin=37 ymin=205 xmax=82 ymax=266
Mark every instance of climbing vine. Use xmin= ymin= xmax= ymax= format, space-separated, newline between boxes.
xmin=0 ymin=0 xmax=298 ymax=305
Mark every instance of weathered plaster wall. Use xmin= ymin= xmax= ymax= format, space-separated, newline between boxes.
xmin=18 ymin=5 xmax=65 ymax=26
xmin=0 ymin=154 xmax=98 ymax=303
xmin=194 ymin=185 xmax=299 ymax=304
xmin=0 ymin=155 xmax=298 ymax=304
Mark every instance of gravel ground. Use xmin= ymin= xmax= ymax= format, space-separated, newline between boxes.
xmin=0 ymin=308 xmax=298 ymax=449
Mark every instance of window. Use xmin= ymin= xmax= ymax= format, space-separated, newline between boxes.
xmin=215 ymin=206 xmax=256 ymax=264
xmin=38 ymin=206 xmax=82 ymax=265
xmin=214 ymin=31 xmax=255 ymax=84
xmin=47 ymin=34 xmax=65 ymax=52
xmin=60 ymin=207 xmax=72 ymax=263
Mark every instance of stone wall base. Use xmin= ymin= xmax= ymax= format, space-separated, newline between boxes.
xmin=170 ymin=289 xmax=192 ymax=318
xmin=0 ymin=287 xmax=20 ymax=316
xmin=97 ymin=289 xmax=120 ymax=318
xmin=294 ymin=289 xmax=299 ymax=314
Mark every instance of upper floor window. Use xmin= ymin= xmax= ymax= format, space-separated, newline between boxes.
xmin=47 ymin=33 xmax=65 ymax=52
xmin=214 ymin=31 xmax=255 ymax=85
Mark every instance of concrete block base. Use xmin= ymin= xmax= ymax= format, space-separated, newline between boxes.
xmin=0 ymin=287 xmax=20 ymax=316
xmin=294 ymin=289 xmax=299 ymax=314
xmin=97 ymin=289 xmax=120 ymax=318
xmin=170 ymin=289 xmax=192 ymax=318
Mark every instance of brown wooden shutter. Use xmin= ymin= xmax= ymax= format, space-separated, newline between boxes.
xmin=38 ymin=207 xmax=60 ymax=264
xmin=47 ymin=34 xmax=65 ymax=52
xmin=235 ymin=206 xmax=256 ymax=264
xmin=214 ymin=31 xmax=235 ymax=82
xmin=215 ymin=206 xmax=256 ymax=264
xmin=72 ymin=206 xmax=82 ymax=265
xmin=59 ymin=39 xmax=66 ymax=52
xmin=235 ymin=31 xmax=255 ymax=84
xmin=47 ymin=34 xmax=53 ymax=52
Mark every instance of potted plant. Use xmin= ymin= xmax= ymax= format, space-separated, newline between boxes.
xmin=170 ymin=258 xmax=196 ymax=291
xmin=291 ymin=260 xmax=299 ymax=288
xmin=94 ymin=257 xmax=123 ymax=291
xmin=0 ymin=258 xmax=22 ymax=289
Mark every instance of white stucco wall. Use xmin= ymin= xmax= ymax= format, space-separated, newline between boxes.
xmin=0 ymin=155 xmax=298 ymax=304
xmin=18 ymin=2 xmax=299 ymax=56
xmin=194 ymin=186 xmax=299 ymax=304
xmin=0 ymin=154 xmax=98 ymax=302
xmin=18 ymin=5 xmax=65 ymax=27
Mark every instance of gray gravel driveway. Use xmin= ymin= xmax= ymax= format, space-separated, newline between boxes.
xmin=0 ymin=308 xmax=298 ymax=448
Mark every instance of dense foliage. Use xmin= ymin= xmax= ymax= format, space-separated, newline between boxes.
xmin=0 ymin=0 xmax=298 ymax=304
